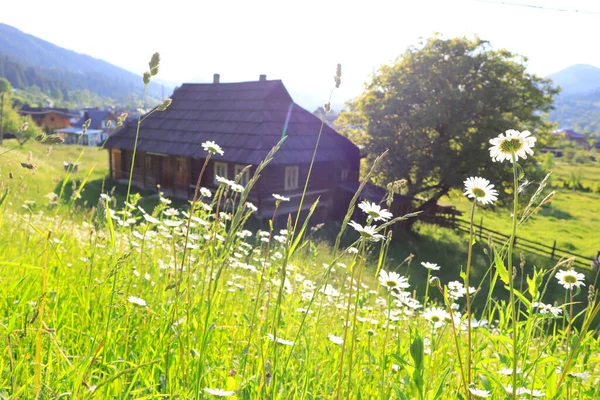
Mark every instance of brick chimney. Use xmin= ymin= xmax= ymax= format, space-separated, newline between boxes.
xmin=259 ymin=74 xmax=267 ymax=81
xmin=213 ymin=73 xmax=220 ymax=84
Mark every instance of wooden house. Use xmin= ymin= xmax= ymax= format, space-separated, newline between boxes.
xmin=19 ymin=106 xmax=78 ymax=132
xmin=104 ymin=75 xmax=365 ymax=221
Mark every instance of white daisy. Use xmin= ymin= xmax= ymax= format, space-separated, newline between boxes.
xmin=272 ymin=194 xmax=290 ymax=202
xmin=328 ymin=334 xmax=344 ymax=345
xmin=230 ymin=183 xmax=244 ymax=193
xmin=266 ymin=334 xmax=295 ymax=346
xmin=203 ymin=388 xmax=235 ymax=397
xmin=347 ymin=247 xmax=359 ymax=254
xmin=202 ymin=141 xmax=224 ymax=155
xmin=164 ymin=208 xmax=179 ymax=217
xmin=200 ymin=187 xmax=212 ymax=198
xmin=568 ymin=371 xmax=589 ymax=380
xmin=143 ymin=214 xmax=161 ymax=224
xmin=245 ymin=202 xmax=258 ymax=212
xmin=489 ymin=129 xmax=536 ymax=163
xmin=532 ymin=302 xmax=562 ymax=317
xmin=423 ymin=307 xmax=449 ymax=329
xmin=127 ymin=296 xmax=147 ymax=307
xmin=469 ymin=387 xmax=492 ymax=398
xmin=555 ymin=269 xmax=585 ymax=290
xmin=463 ymin=177 xmax=498 ymax=205
xmin=421 ymin=262 xmax=440 ymax=271
xmin=378 ymin=270 xmax=410 ymax=291
xmin=358 ymin=201 xmax=393 ymax=221
xmin=348 ymin=221 xmax=385 ymax=242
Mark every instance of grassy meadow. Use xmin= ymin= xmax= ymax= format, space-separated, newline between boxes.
xmin=445 ymin=161 xmax=600 ymax=257
xmin=0 ymin=137 xmax=599 ymax=399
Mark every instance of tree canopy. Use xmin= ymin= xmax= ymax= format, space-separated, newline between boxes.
xmin=337 ymin=36 xmax=559 ymax=209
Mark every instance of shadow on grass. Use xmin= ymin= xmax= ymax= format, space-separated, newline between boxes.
xmin=538 ymin=205 xmax=574 ymax=220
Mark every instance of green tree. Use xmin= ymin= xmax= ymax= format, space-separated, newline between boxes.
xmin=0 ymin=77 xmax=12 ymax=93
xmin=337 ymin=36 xmax=558 ymax=214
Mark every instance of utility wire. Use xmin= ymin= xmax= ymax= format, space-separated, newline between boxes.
xmin=476 ymin=0 xmax=600 ymax=15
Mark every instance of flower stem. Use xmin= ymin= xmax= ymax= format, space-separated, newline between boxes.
xmin=508 ymin=153 xmax=519 ymax=400
xmin=465 ymin=199 xmax=477 ymax=390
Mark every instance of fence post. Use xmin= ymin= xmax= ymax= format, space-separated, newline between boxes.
xmin=551 ymin=240 xmax=556 ymax=259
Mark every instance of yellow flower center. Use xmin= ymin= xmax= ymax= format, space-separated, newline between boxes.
xmin=563 ymin=275 xmax=577 ymax=284
xmin=472 ymin=188 xmax=486 ymax=198
xmin=386 ymin=280 xmax=397 ymax=288
xmin=499 ymin=138 xmax=524 ymax=154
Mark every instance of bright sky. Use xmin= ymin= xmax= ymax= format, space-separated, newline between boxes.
xmin=2 ymin=0 xmax=600 ymax=109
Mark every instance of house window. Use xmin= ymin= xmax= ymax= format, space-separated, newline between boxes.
xmin=214 ymin=161 xmax=228 ymax=183
xmin=284 ymin=166 xmax=299 ymax=191
xmin=234 ymin=164 xmax=250 ymax=186
xmin=340 ymin=168 xmax=349 ymax=182
xmin=177 ymin=158 xmax=185 ymax=172
xmin=145 ymin=155 xmax=152 ymax=170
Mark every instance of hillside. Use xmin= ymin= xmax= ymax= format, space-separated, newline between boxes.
xmin=0 ymin=23 xmax=168 ymax=105
xmin=546 ymin=64 xmax=600 ymax=131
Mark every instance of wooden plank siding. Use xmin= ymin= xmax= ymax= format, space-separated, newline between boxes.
xmin=110 ymin=149 xmax=358 ymax=220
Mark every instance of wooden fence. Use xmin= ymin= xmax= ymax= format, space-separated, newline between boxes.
xmin=421 ymin=215 xmax=596 ymax=270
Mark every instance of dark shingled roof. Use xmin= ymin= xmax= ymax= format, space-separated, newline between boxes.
xmin=19 ymin=106 xmax=78 ymax=119
xmin=104 ymin=80 xmax=359 ymax=165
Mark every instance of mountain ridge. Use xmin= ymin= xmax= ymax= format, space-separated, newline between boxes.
xmin=0 ymin=23 xmax=168 ymax=103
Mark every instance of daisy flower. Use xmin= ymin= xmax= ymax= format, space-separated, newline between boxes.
xmin=463 ymin=177 xmax=498 ymax=205
xmin=164 ymin=208 xmax=179 ymax=217
xmin=532 ymin=302 xmax=562 ymax=317
xmin=230 ymin=183 xmax=244 ymax=193
xmin=143 ymin=214 xmax=160 ymax=224
xmin=266 ymin=334 xmax=295 ymax=346
xmin=203 ymin=388 xmax=235 ymax=397
xmin=469 ymin=387 xmax=492 ymax=398
xmin=555 ymin=269 xmax=585 ymax=290
xmin=348 ymin=221 xmax=385 ymax=242
xmin=202 ymin=141 xmax=224 ymax=156
xmin=568 ymin=371 xmax=589 ymax=380
xmin=272 ymin=194 xmax=290 ymax=202
xmin=378 ymin=270 xmax=410 ymax=291
xmin=421 ymin=262 xmax=440 ymax=271
xmin=423 ymin=307 xmax=449 ymax=329
xmin=489 ymin=129 xmax=536 ymax=163
xmin=200 ymin=187 xmax=212 ymax=198
xmin=358 ymin=201 xmax=393 ymax=221
xmin=127 ymin=296 xmax=147 ymax=307
xmin=328 ymin=334 xmax=344 ymax=345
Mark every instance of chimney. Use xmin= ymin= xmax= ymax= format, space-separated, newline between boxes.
xmin=213 ymin=73 xmax=220 ymax=84
xmin=259 ymin=74 xmax=267 ymax=81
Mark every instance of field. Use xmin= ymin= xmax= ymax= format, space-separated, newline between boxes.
xmin=0 ymin=140 xmax=599 ymax=398
xmin=446 ymin=161 xmax=600 ymax=258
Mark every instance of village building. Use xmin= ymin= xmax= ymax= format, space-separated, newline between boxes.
xmin=552 ymin=129 xmax=589 ymax=148
xmin=54 ymin=126 xmax=104 ymax=146
xmin=18 ymin=106 xmax=78 ymax=132
xmin=104 ymin=75 xmax=413 ymax=221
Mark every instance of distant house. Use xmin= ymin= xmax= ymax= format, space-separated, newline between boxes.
xmin=19 ymin=106 xmax=78 ymax=131
xmin=104 ymin=75 xmax=368 ymax=221
xmin=74 ymin=109 xmax=117 ymax=142
xmin=552 ymin=129 xmax=589 ymax=148
xmin=54 ymin=127 xmax=104 ymax=146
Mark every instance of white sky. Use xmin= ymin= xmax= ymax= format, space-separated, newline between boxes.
xmin=2 ymin=0 xmax=600 ymax=109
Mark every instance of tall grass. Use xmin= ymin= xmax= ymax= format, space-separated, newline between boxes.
xmin=0 ymin=56 xmax=598 ymax=399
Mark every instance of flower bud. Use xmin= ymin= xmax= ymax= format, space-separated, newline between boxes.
xmin=149 ymin=52 xmax=160 ymax=76
xmin=157 ymin=98 xmax=172 ymax=111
